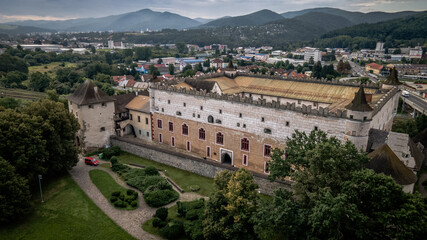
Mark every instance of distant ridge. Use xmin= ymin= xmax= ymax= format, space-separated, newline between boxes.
xmin=0 ymin=23 xmax=55 ymax=35
xmin=198 ymin=9 xmax=284 ymax=28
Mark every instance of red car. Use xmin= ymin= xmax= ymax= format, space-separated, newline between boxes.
xmin=84 ymin=157 xmax=99 ymax=166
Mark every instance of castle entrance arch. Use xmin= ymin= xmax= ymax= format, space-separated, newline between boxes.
xmin=220 ymin=149 xmax=233 ymax=165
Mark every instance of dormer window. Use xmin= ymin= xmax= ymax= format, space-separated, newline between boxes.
xmin=89 ymin=104 xmax=94 ymax=109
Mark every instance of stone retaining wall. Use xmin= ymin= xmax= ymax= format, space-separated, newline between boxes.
xmin=111 ymin=136 xmax=291 ymax=195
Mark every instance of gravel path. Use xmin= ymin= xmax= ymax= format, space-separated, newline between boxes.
xmin=69 ymin=156 xmax=160 ymax=240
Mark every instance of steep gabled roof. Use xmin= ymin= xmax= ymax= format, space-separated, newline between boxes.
xmin=367 ymin=144 xmax=417 ymax=185
xmin=345 ymin=85 xmax=373 ymax=112
xmin=67 ymin=80 xmax=115 ymax=105
xmin=384 ymin=67 xmax=401 ymax=85
xmin=367 ymin=128 xmax=389 ymax=151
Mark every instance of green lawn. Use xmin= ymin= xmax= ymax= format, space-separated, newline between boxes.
xmin=117 ymin=152 xmax=215 ymax=196
xmin=0 ymin=174 xmax=135 ymax=240
xmin=89 ymin=169 xmax=138 ymax=210
xmin=142 ymin=205 xmax=188 ymax=240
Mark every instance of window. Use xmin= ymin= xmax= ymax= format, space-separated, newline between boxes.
xmin=285 ymin=121 xmax=290 ymax=127
xmin=261 ymin=117 xmax=264 ymax=122
xmin=264 ymin=128 xmax=272 ymax=134
xmin=264 ymin=145 xmax=272 ymax=157
xmin=145 ymin=118 xmax=149 ymax=124
xmin=363 ymin=116 xmax=367 ymax=121
xmin=159 ymin=133 xmax=163 ymax=143
xmin=219 ymin=109 xmax=222 ymax=114
xmin=197 ymin=114 xmax=200 ymax=118
xmin=243 ymin=124 xmax=246 ymax=128
xmin=102 ymin=103 xmax=106 ymax=107
xmin=193 ymin=113 xmax=195 ymax=117
xmin=350 ymin=115 xmax=353 ymax=119
xmin=264 ymin=161 xmax=270 ymax=174
xmin=171 ymin=137 xmax=175 ymax=147
xmin=168 ymin=100 xmax=170 ymax=104
xmin=216 ymin=132 xmax=224 ymax=145
xmin=161 ymin=108 xmax=164 ymax=112
xmin=297 ymin=100 xmax=301 ymax=104
xmin=183 ymin=102 xmax=186 ymax=107
xmin=199 ymin=128 xmax=206 ymax=140
xmin=313 ymin=102 xmax=317 ymax=107
xmin=200 ymin=106 xmax=203 ymax=110
xmin=146 ymin=132 xmax=149 ymax=137
xmin=186 ymin=141 xmax=191 ymax=151
xmin=241 ymin=138 xmax=249 ymax=151
xmin=314 ymin=126 xmax=318 ymax=131
xmin=206 ymin=147 xmax=211 ymax=157
xmin=157 ymin=119 xmax=163 ymax=129
xmin=89 ymin=104 xmax=94 ymax=109
xmin=208 ymin=115 xmax=214 ymax=123
xmin=237 ymin=123 xmax=240 ymax=127
xmin=130 ymin=114 xmax=133 ymax=120
xmin=138 ymin=116 xmax=141 ymax=122
xmin=176 ymin=111 xmax=182 ymax=116
xmin=239 ymin=113 xmax=242 ymax=118
xmin=352 ymin=131 xmax=356 ymax=136
xmin=182 ymin=124 xmax=188 ymax=135
xmin=215 ymin=119 xmax=222 ymax=124
xmin=100 ymin=127 xmax=105 ymax=132
xmin=169 ymin=122 xmax=174 ymax=132
xmin=139 ymin=130 xmax=141 ymax=134
xmin=242 ymin=154 xmax=248 ymax=166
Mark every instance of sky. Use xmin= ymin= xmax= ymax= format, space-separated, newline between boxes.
xmin=0 ymin=0 xmax=426 ymax=22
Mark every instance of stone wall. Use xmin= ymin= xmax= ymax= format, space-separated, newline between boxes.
xmin=111 ymin=136 xmax=290 ymax=195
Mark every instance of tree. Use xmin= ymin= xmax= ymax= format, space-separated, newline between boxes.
xmin=0 ymin=53 xmax=28 ymax=74
xmin=105 ymin=52 xmax=113 ymax=65
xmin=30 ymin=72 xmax=51 ymax=92
xmin=149 ymin=64 xmax=160 ymax=79
xmin=176 ymin=42 xmax=187 ymax=54
xmin=168 ymin=64 xmax=175 ymax=75
xmin=0 ymin=97 xmax=21 ymax=109
xmin=392 ymin=118 xmax=418 ymax=137
xmin=135 ymin=47 xmax=152 ymax=61
xmin=94 ymin=73 xmax=112 ymax=84
xmin=1 ymin=71 xmax=27 ymax=88
xmin=0 ymin=157 xmax=31 ymax=223
xmin=203 ymin=169 xmax=259 ymax=240
xmin=23 ymin=99 xmax=80 ymax=175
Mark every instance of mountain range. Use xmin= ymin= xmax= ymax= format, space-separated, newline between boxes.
xmin=3 ymin=7 xmax=423 ymax=34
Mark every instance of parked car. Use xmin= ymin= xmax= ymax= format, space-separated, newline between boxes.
xmin=85 ymin=157 xmax=99 ymax=166
xmin=402 ymin=90 xmax=410 ymax=98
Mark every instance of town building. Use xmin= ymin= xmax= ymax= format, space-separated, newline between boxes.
xmin=149 ymin=72 xmax=400 ymax=175
xmin=107 ymin=40 xmax=126 ymax=49
xmin=124 ymin=95 xmax=152 ymax=141
xmin=304 ymin=50 xmax=322 ymax=62
xmin=365 ymin=63 xmax=384 ymax=75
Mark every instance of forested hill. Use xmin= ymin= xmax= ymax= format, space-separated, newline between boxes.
xmin=0 ymin=24 xmax=54 ymax=35
xmin=310 ymin=12 xmax=427 ymax=50
xmin=291 ymin=12 xmax=353 ymax=31
xmin=199 ymin=9 xmax=284 ymax=28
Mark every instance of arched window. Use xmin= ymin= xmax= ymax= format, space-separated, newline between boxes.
xmin=199 ymin=128 xmax=206 ymax=140
xmin=182 ymin=124 xmax=189 ymax=135
xmin=208 ymin=115 xmax=214 ymax=123
xmin=241 ymin=138 xmax=249 ymax=151
xmin=216 ymin=132 xmax=224 ymax=145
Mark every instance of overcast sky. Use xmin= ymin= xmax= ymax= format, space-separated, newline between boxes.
xmin=0 ymin=0 xmax=426 ymax=22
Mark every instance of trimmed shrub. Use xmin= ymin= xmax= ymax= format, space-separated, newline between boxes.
xmin=177 ymin=199 xmax=205 ymax=217
xmin=103 ymin=146 xmax=121 ymax=159
xmin=114 ymin=200 xmax=125 ymax=208
xmin=110 ymin=157 xmax=118 ymax=165
xmin=159 ymin=220 xmax=184 ymax=240
xmin=155 ymin=207 xmax=168 ymax=221
xmin=131 ymin=200 xmax=138 ymax=207
xmin=144 ymin=189 xmax=179 ymax=207
xmin=111 ymin=162 xmax=130 ymax=175
xmin=185 ymin=209 xmax=203 ymax=221
xmin=156 ymin=181 xmax=172 ymax=190
xmin=119 ymin=193 xmax=125 ymax=201
xmin=110 ymin=196 xmax=118 ymax=203
xmin=112 ymin=191 xmax=121 ymax=197
xmin=142 ymin=176 xmax=167 ymax=191
xmin=125 ymin=196 xmax=134 ymax=204
xmin=127 ymin=189 xmax=135 ymax=195
xmin=152 ymin=217 xmax=162 ymax=228
xmin=144 ymin=166 xmax=159 ymax=176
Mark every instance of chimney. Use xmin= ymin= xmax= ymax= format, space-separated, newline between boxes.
xmin=365 ymin=93 xmax=372 ymax=103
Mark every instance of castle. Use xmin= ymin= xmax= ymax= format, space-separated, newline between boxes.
xmin=67 ymin=71 xmax=401 ymax=176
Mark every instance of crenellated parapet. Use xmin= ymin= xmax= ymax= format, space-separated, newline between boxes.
xmin=152 ymin=83 xmax=351 ymax=119
xmin=372 ymin=86 xmax=399 ymax=115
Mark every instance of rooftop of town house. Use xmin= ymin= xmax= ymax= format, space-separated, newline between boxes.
xmin=125 ymin=95 xmax=150 ymax=113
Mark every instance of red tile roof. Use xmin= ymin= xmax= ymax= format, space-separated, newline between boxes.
xmin=367 ymin=63 xmax=384 ymax=70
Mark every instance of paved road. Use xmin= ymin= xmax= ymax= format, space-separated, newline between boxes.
xmin=349 ymin=61 xmax=378 ymax=82
xmin=406 ymin=94 xmax=427 ymax=113
xmin=69 ymin=157 xmax=160 ymax=240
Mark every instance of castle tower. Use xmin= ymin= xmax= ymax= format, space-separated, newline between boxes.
xmin=382 ymin=67 xmax=401 ymax=90
xmin=224 ymin=59 xmax=237 ymax=78
xmin=67 ymin=80 xmax=116 ymax=152
xmin=344 ymin=85 xmax=374 ymax=151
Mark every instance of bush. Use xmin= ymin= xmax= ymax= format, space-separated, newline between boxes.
xmin=112 ymin=191 xmax=121 ymax=197
xmin=152 ymin=217 xmax=162 ymax=228
xmin=110 ymin=157 xmax=118 ymax=165
xmin=102 ymin=146 xmax=121 ymax=159
xmin=127 ymin=189 xmax=135 ymax=195
xmin=125 ymin=196 xmax=134 ymax=204
xmin=144 ymin=166 xmax=159 ymax=176
xmin=131 ymin=200 xmax=138 ymax=207
xmin=111 ymin=162 xmax=130 ymax=175
xmin=144 ymin=189 xmax=179 ymax=207
xmin=159 ymin=220 xmax=184 ymax=239
xmin=177 ymin=199 xmax=205 ymax=217
xmin=155 ymin=207 xmax=168 ymax=221
xmin=119 ymin=193 xmax=125 ymax=201
xmin=184 ymin=220 xmax=204 ymax=240
xmin=142 ymin=176 xmax=167 ymax=191
xmin=156 ymin=181 xmax=172 ymax=190
xmin=110 ymin=196 xmax=118 ymax=203
xmin=185 ymin=209 xmax=203 ymax=221
xmin=114 ymin=200 xmax=126 ymax=208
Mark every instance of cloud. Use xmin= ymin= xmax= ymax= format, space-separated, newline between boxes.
xmin=0 ymin=14 xmax=75 ymax=22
